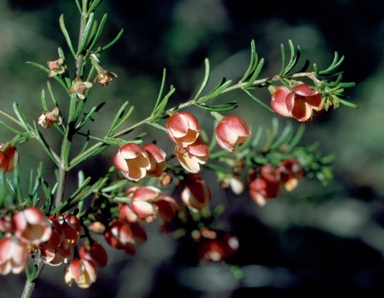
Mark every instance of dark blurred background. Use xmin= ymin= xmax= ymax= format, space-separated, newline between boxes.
xmin=2 ymin=0 xmax=384 ymax=297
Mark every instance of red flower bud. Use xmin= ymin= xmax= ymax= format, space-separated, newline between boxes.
xmin=166 ymin=112 xmax=200 ymax=147
xmin=215 ymin=116 xmax=251 ymax=152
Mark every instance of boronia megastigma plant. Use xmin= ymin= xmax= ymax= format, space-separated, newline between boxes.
xmin=0 ymin=1 xmax=357 ymax=297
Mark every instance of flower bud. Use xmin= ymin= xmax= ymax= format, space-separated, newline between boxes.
xmin=215 ymin=115 xmax=251 ymax=152
xmin=166 ymin=112 xmax=200 ymax=147
xmin=181 ymin=175 xmax=211 ymax=212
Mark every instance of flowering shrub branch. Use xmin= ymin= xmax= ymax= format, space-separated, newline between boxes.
xmin=0 ymin=0 xmax=357 ymax=297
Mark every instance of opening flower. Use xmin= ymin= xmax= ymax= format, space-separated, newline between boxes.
xmin=12 ymin=207 xmax=52 ymax=245
xmin=64 ymin=258 xmax=97 ymax=288
xmin=166 ymin=112 xmax=200 ymax=147
xmin=0 ymin=236 xmax=29 ymax=275
xmin=79 ymin=241 xmax=108 ymax=268
xmin=104 ymin=219 xmax=147 ymax=256
xmin=114 ymin=143 xmax=151 ymax=181
xmin=125 ymin=186 xmax=180 ymax=222
xmin=174 ymin=138 xmax=210 ymax=173
xmin=142 ymin=143 xmax=166 ymax=177
xmin=215 ymin=115 xmax=251 ymax=152
xmin=181 ymin=174 xmax=211 ymax=212
xmin=129 ymin=186 xmax=162 ymax=222
xmin=271 ymin=84 xmax=323 ymax=122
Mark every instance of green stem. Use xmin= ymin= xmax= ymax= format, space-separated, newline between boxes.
xmin=21 ymin=257 xmax=45 ymax=298
xmin=55 ymin=1 xmax=89 ymax=207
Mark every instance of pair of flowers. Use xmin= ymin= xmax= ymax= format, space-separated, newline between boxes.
xmin=114 ymin=143 xmax=166 ymax=181
xmin=167 ymin=112 xmax=251 ymax=174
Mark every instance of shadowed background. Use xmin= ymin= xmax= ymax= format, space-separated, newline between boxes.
xmin=1 ymin=0 xmax=384 ymax=297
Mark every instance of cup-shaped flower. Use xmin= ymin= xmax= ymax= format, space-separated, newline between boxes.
xmin=64 ymin=258 xmax=97 ymax=288
xmin=271 ymin=84 xmax=323 ymax=122
xmin=175 ymin=138 xmax=210 ymax=173
xmin=68 ymin=77 xmax=93 ymax=100
xmin=128 ymin=187 xmax=180 ymax=222
xmin=104 ymin=219 xmax=147 ymax=256
xmin=129 ymin=187 xmax=162 ymax=221
xmin=155 ymin=195 xmax=180 ymax=222
xmin=40 ymin=216 xmax=72 ymax=266
xmin=79 ymin=241 xmax=108 ymax=268
xmin=249 ymin=176 xmax=280 ymax=206
xmin=181 ymin=174 xmax=211 ymax=212
xmin=0 ymin=144 xmax=19 ymax=173
xmin=56 ymin=214 xmax=82 ymax=247
xmin=166 ymin=112 xmax=200 ymax=147
xmin=38 ymin=107 xmax=63 ymax=128
xmin=114 ymin=143 xmax=151 ymax=181
xmin=215 ymin=116 xmax=251 ymax=152
xmin=47 ymin=57 xmax=65 ymax=77
xmin=0 ymin=236 xmax=29 ymax=275
xmin=142 ymin=144 xmax=166 ymax=177
xmin=12 ymin=207 xmax=52 ymax=245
